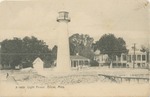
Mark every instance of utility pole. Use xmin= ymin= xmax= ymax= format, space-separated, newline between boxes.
xmin=133 ymin=43 xmax=136 ymax=68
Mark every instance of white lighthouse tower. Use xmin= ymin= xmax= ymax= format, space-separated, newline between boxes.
xmin=56 ymin=11 xmax=71 ymax=72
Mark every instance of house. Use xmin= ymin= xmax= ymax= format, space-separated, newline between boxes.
xmin=3 ymin=64 xmax=11 ymax=69
xmin=94 ymin=50 xmax=127 ymax=68
xmin=94 ymin=49 xmax=148 ymax=68
xmin=33 ymin=57 xmax=44 ymax=71
xmin=94 ymin=50 xmax=110 ymax=67
xmin=70 ymin=54 xmax=90 ymax=68
xmin=53 ymin=54 xmax=90 ymax=69
xmin=127 ymin=50 xmax=148 ymax=68
xmin=15 ymin=64 xmax=23 ymax=70
xmin=111 ymin=53 xmax=128 ymax=68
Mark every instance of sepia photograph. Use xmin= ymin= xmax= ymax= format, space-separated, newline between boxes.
xmin=0 ymin=0 xmax=149 ymax=96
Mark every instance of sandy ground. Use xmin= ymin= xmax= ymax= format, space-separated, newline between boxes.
xmin=0 ymin=68 xmax=150 ymax=96
xmin=0 ymin=81 xmax=149 ymax=96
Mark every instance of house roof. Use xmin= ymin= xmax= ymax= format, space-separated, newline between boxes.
xmin=33 ymin=57 xmax=43 ymax=64
xmin=70 ymin=55 xmax=90 ymax=60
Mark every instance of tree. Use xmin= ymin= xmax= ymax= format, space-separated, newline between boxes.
xmin=140 ymin=45 xmax=149 ymax=53
xmin=1 ymin=38 xmax=23 ymax=69
xmin=69 ymin=34 xmax=94 ymax=60
xmin=1 ymin=36 xmax=52 ymax=69
xmin=140 ymin=45 xmax=149 ymax=68
xmin=21 ymin=36 xmax=51 ymax=68
xmin=95 ymin=34 xmax=128 ymax=67
xmin=51 ymin=45 xmax=57 ymax=62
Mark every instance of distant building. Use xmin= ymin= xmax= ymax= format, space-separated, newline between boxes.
xmin=94 ymin=49 xmax=148 ymax=68
xmin=3 ymin=64 xmax=11 ymax=69
xmin=127 ymin=50 xmax=147 ymax=68
xmin=33 ymin=57 xmax=44 ymax=71
xmin=70 ymin=54 xmax=90 ymax=68
xmin=94 ymin=50 xmax=110 ymax=67
xmin=111 ymin=53 xmax=128 ymax=68
xmin=15 ymin=64 xmax=23 ymax=70
xmin=53 ymin=54 xmax=90 ymax=69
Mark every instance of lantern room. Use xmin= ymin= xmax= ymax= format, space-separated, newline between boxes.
xmin=57 ymin=11 xmax=70 ymax=22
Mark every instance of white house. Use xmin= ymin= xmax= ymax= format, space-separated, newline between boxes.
xmin=94 ymin=50 xmax=110 ymax=67
xmin=70 ymin=54 xmax=90 ymax=68
xmin=127 ymin=50 xmax=147 ymax=68
xmin=53 ymin=54 xmax=90 ymax=69
xmin=33 ymin=57 xmax=44 ymax=72
xmin=111 ymin=53 xmax=128 ymax=68
xmin=94 ymin=49 xmax=148 ymax=68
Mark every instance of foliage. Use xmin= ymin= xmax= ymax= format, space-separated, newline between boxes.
xmin=0 ymin=33 xmax=128 ymax=69
xmin=90 ymin=60 xmax=99 ymax=67
xmin=95 ymin=34 xmax=127 ymax=58
xmin=1 ymin=36 xmax=52 ymax=69
xmin=21 ymin=36 xmax=51 ymax=68
xmin=95 ymin=34 xmax=128 ymax=67
xmin=140 ymin=45 xmax=149 ymax=53
xmin=140 ymin=45 xmax=149 ymax=64
xmin=1 ymin=38 xmax=22 ymax=69
xmin=69 ymin=34 xmax=94 ymax=60
xmin=51 ymin=45 xmax=57 ymax=63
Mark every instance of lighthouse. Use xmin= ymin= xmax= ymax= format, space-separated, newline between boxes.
xmin=56 ymin=11 xmax=71 ymax=72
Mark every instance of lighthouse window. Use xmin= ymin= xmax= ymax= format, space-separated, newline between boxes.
xmin=64 ymin=13 xmax=68 ymax=19
xmin=59 ymin=13 xmax=64 ymax=18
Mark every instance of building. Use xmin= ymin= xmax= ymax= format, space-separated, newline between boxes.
xmin=70 ymin=54 xmax=90 ymax=68
xmin=94 ymin=50 xmax=110 ymax=67
xmin=112 ymin=53 xmax=129 ymax=68
xmin=94 ymin=49 xmax=148 ymax=68
xmin=53 ymin=55 xmax=90 ymax=69
xmin=127 ymin=50 xmax=147 ymax=68
xmin=94 ymin=50 xmax=127 ymax=68
xmin=2 ymin=64 xmax=11 ymax=69
xmin=33 ymin=57 xmax=44 ymax=71
xmin=56 ymin=11 xmax=71 ymax=72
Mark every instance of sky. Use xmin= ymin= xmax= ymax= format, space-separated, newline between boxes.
xmin=0 ymin=0 xmax=149 ymax=49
